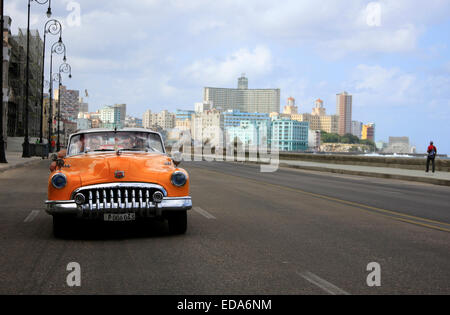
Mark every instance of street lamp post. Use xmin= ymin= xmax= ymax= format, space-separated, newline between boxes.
xmin=56 ymin=62 xmax=71 ymax=151
xmin=40 ymin=19 xmax=62 ymax=145
xmin=48 ymin=40 xmax=66 ymax=153
xmin=23 ymin=0 xmax=52 ymax=157
xmin=0 ymin=0 xmax=7 ymax=163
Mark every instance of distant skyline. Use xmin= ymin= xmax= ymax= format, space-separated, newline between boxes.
xmin=5 ymin=0 xmax=450 ymax=154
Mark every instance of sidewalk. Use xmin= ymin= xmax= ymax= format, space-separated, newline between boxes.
xmin=278 ymin=159 xmax=450 ymax=186
xmin=0 ymin=152 xmax=45 ymax=173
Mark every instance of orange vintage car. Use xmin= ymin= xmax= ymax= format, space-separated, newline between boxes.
xmin=45 ymin=128 xmax=192 ymax=237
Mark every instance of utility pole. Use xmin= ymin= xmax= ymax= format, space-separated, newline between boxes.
xmin=0 ymin=0 xmax=8 ymax=163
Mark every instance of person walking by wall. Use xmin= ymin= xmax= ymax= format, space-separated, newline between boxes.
xmin=51 ymin=139 xmax=56 ymax=153
xmin=426 ymin=141 xmax=437 ymax=173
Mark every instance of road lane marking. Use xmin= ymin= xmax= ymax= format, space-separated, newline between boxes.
xmin=193 ymin=207 xmax=216 ymax=219
xmin=24 ymin=210 xmax=40 ymax=223
xmin=189 ymin=166 xmax=450 ymax=232
xmin=297 ymin=271 xmax=350 ymax=295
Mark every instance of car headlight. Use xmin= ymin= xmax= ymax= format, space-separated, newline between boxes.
xmin=51 ymin=173 xmax=67 ymax=189
xmin=171 ymin=171 xmax=187 ymax=187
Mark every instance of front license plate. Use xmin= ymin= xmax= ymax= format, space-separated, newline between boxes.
xmin=104 ymin=213 xmax=136 ymax=222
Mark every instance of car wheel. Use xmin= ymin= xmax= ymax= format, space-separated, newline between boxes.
xmin=52 ymin=215 xmax=73 ymax=238
xmin=167 ymin=211 xmax=187 ymax=235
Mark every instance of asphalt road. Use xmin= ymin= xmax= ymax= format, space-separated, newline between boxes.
xmin=0 ymin=160 xmax=449 ymax=294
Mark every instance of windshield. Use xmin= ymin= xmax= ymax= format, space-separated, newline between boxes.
xmin=68 ymin=131 xmax=164 ymax=156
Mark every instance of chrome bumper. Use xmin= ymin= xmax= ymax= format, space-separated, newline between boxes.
xmin=45 ymin=197 xmax=192 ymax=218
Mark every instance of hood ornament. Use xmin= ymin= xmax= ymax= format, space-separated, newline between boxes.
xmin=115 ymin=171 xmax=125 ymax=179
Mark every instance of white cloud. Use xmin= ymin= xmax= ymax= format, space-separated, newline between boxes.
xmin=349 ymin=64 xmax=417 ymax=107
xmin=183 ymin=46 xmax=273 ymax=87
xmin=4 ymin=0 xmax=450 ymax=119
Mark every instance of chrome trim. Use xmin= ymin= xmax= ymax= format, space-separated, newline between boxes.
xmin=46 ymin=200 xmax=75 ymax=205
xmin=110 ymin=190 xmax=114 ymax=209
xmin=118 ymin=189 xmax=122 ymax=209
xmin=74 ymin=193 xmax=85 ymax=205
xmin=96 ymin=190 xmax=100 ymax=212
xmin=44 ymin=197 xmax=192 ymax=216
xmin=71 ymin=182 xmax=168 ymax=198
xmin=89 ymin=191 xmax=93 ymax=210
xmin=153 ymin=191 xmax=164 ymax=203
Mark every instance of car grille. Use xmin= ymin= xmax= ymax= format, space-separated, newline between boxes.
xmin=72 ymin=183 xmax=167 ymax=216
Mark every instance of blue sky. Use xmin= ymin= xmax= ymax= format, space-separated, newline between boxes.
xmin=5 ymin=0 xmax=450 ymax=154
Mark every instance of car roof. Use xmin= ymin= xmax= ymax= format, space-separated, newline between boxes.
xmin=71 ymin=128 xmax=161 ymax=136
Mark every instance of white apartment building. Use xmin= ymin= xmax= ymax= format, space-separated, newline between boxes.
xmin=143 ymin=110 xmax=176 ymax=130
xmin=194 ymin=101 xmax=213 ymax=113
xmin=352 ymin=121 xmax=363 ymax=139
xmin=191 ymin=109 xmax=224 ymax=146
xmin=203 ymin=75 xmax=280 ymax=113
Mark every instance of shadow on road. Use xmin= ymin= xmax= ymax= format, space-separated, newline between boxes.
xmin=52 ymin=219 xmax=185 ymax=241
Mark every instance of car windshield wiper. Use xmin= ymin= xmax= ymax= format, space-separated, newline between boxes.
xmin=120 ymin=147 xmax=157 ymax=152
xmin=90 ymin=149 xmax=115 ymax=152
xmin=120 ymin=148 xmax=144 ymax=151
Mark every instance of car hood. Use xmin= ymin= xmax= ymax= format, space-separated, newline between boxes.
xmin=64 ymin=153 xmax=175 ymax=187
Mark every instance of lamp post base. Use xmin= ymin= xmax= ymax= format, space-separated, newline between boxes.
xmin=0 ymin=139 xmax=7 ymax=163
xmin=22 ymin=138 xmax=31 ymax=158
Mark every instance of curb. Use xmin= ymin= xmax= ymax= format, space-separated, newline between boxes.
xmin=0 ymin=158 xmax=45 ymax=174
xmin=278 ymin=163 xmax=450 ymax=187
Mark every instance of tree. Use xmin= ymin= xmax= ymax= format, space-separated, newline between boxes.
xmin=321 ymin=131 xmax=339 ymax=143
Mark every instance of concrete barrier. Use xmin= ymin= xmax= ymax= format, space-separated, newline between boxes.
xmin=278 ymin=153 xmax=450 ymax=172
xmin=6 ymin=137 xmax=41 ymax=152
xmin=167 ymin=146 xmax=449 ymax=172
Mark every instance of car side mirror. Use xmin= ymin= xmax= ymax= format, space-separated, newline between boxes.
xmin=171 ymin=151 xmax=182 ymax=167
xmin=58 ymin=149 xmax=67 ymax=158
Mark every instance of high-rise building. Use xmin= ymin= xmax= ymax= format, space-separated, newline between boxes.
xmin=191 ymin=109 xmax=224 ymax=146
xmin=308 ymin=130 xmax=321 ymax=150
xmin=383 ymin=137 xmax=411 ymax=153
xmin=237 ymin=74 xmax=248 ymax=90
xmin=175 ymin=110 xmax=195 ymax=131
xmin=143 ymin=110 xmax=154 ymax=129
xmin=291 ymin=113 xmax=338 ymax=134
xmin=7 ymin=25 xmax=44 ymax=138
xmin=283 ymin=97 xmax=298 ymax=115
xmin=2 ymin=17 xmax=12 ymax=141
xmin=312 ymin=98 xmax=326 ymax=116
xmin=176 ymin=109 xmax=195 ymax=121
xmin=55 ymin=85 xmax=80 ymax=122
xmin=227 ymin=120 xmax=271 ymax=147
xmin=143 ymin=110 xmax=175 ymax=130
xmin=270 ymin=118 xmax=309 ymax=151
xmin=156 ymin=110 xmax=175 ymax=129
xmin=223 ymin=110 xmax=270 ymax=129
xmin=115 ymin=104 xmax=126 ymax=124
xmin=124 ymin=116 xmax=143 ymax=128
xmin=361 ymin=123 xmax=375 ymax=141
xmin=352 ymin=121 xmax=363 ymax=139
xmin=78 ymin=96 xmax=89 ymax=113
xmin=336 ymin=92 xmax=352 ymax=136
xmin=77 ymin=112 xmax=92 ymax=130
xmin=194 ymin=101 xmax=213 ymax=113
xmin=99 ymin=104 xmax=126 ymax=129
xmin=203 ymin=75 xmax=280 ymax=113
